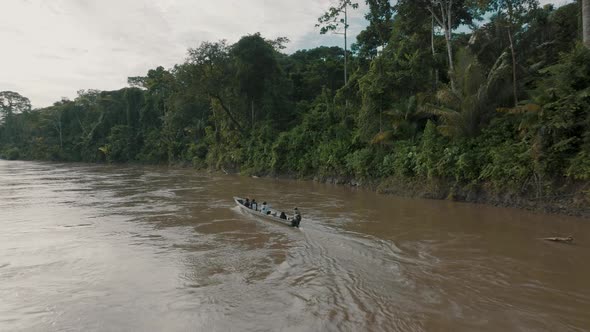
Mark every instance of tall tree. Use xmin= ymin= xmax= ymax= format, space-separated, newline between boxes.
xmin=317 ymin=0 xmax=359 ymax=84
xmin=390 ymin=1 xmax=438 ymax=89
xmin=354 ymin=0 xmax=395 ymax=58
xmin=0 ymin=91 xmax=32 ymax=144
xmin=423 ymin=48 xmax=512 ymax=138
xmin=231 ymin=33 xmax=279 ymax=127
xmin=486 ymin=0 xmax=538 ymax=106
xmin=396 ymin=0 xmax=482 ymax=92
xmin=0 ymin=91 xmax=31 ymax=122
xmin=584 ymin=0 xmax=590 ymax=48
xmin=186 ymin=41 xmax=245 ymax=133
xmin=287 ymin=46 xmax=345 ymax=101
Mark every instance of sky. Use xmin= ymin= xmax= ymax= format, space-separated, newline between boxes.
xmin=0 ymin=0 xmax=574 ymax=108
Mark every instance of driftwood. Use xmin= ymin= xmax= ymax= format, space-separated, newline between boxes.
xmin=542 ymin=236 xmax=574 ymax=243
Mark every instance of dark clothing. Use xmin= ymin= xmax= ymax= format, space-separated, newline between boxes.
xmin=244 ymin=200 xmax=250 ymax=208
xmin=279 ymin=212 xmax=287 ymax=219
xmin=291 ymin=214 xmax=301 ymax=227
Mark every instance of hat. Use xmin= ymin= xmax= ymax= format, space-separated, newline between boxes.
xmin=263 ymin=202 xmax=267 ymax=204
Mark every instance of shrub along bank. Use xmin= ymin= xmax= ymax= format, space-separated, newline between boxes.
xmin=1 ymin=2 xmax=589 ymax=216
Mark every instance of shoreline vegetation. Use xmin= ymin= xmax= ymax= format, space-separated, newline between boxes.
xmin=2 ymin=155 xmax=587 ymax=218
xmin=1 ymin=1 xmax=589 ymax=218
xmin=255 ymin=171 xmax=589 ymax=218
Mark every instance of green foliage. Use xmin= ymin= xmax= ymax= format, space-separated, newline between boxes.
xmin=345 ymin=148 xmax=375 ymax=179
xmin=232 ymin=33 xmax=279 ymax=105
xmin=316 ymin=0 xmax=359 ymax=35
xmin=1 ymin=147 xmax=20 ymax=160
xmin=1 ymin=5 xmax=587 ymax=201
xmin=105 ymin=125 xmax=135 ymax=163
xmin=354 ymin=0 xmax=394 ymax=58
xmin=358 ymin=33 xmax=432 ymax=141
xmin=530 ymin=44 xmax=590 ymax=178
xmin=415 ymin=120 xmax=443 ymax=179
xmin=383 ymin=141 xmax=419 ymax=178
xmin=480 ymin=140 xmax=534 ymax=193
xmin=270 ymin=102 xmax=330 ymax=176
xmin=566 ymin=151 xmax=590 ymax=180
xmin=0 ymin=91 xmax=32 ymax=146
xmin=454 ymin=147 xmax=480 ymax=183
xmin=287 ymin=47 xmax=345 ymax=102
xmin=316 ymin=140 xmax=350 ymax=177
xmin=423 ymin=48 xmax=512 ymax=138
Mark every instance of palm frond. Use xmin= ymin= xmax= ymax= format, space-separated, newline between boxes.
xmin=497 ymin=103 xmax=542 ymax=114
xmin=435 ymin=88 xmax=461 ymax=108
xmin=371 ymin=130 xmax=394 ymax=145
xmin=418 ymin=48 xmax=512 ymax=139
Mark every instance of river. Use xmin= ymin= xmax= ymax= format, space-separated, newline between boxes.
xmin=1 ymin=159 xmax=589 ymax=331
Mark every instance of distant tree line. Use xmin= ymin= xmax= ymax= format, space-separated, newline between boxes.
xmin=1 ymin=0 xmax=589 ymax=200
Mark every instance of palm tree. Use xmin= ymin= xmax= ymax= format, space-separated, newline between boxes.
xmin=422 ymin=48 xmax=512 ymax=138
xmin=371 ymin=95 xmax=429 ymax=145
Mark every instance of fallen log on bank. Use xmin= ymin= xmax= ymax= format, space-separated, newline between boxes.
xmin=542 ymin=236 xmax=574 ymax=243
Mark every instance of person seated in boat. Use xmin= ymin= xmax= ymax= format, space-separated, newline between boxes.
xmin=251 ymin=199 xmax=258 ymax=211
xmin=261 ymin=202 xmax=269 ymax=214
xmin=291 ymin=207 xmax=301 ymax=227
xmin=244 ymin=198 xmax=251 ymax=208
xmin=279 ymin=212 xmax=287 ymax=219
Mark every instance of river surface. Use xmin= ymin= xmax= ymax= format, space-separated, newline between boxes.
xmin=1 ymin=160 xmax=589 ymax=332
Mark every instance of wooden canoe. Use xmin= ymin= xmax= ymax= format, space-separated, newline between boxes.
xmin=233 ymin=196 xmax=298 ymax=228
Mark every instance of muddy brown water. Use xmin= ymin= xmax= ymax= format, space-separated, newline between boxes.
xmin=1 ymin=160 xmax=589 ymax=331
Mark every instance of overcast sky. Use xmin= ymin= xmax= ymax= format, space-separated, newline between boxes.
xmin=0 ymin=0 xmax=574 ymax=108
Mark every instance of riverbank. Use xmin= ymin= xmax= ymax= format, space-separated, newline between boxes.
xmin=3 ymin=155 xmax=588 ymax=218
xmin=265 ymin=172 xmax=590 ymax=219
xmin=174 ymin=164 xmax=590 ymax=219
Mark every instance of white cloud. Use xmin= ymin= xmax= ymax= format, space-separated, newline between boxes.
xmin=0 ymin=0 xmax=575 ymax=108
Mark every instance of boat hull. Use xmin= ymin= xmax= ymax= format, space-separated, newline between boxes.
xmin=233 ymin=196 xmax=296 ymax=227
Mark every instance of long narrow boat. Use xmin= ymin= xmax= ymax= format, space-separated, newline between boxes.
xmin=233 ymin=196 xmax=298 ymax=228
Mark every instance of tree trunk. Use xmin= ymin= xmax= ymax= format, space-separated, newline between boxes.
xmin=344 ymin=5 xmax=349 ymax=108
xmin=344 ymin=2 xmax=348 ymax=84
xmin=209 ymin=93 xmax=244 ymax=133
xmin=444 ymin=27 xmax=456 ymax=92
xmin=584 ymin=0 xmax=590 ymax=48
xmin=251 ymin=100 xmax=255 ymax=128
xmin=58 ymin=120 xmax=63 ymax=150
xmin=53 ymin=113 xmax=63 ymax=150
xmin=431 ymin=15 xmax=439 ymax=91
xmin=507 ymin=27 xmax=518 ymax=106
xmin=428 ymin=1 xmax=456 ymax=92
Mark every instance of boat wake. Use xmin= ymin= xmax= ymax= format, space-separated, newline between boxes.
xmin=223 ymin=208 xmax=435 ymax=332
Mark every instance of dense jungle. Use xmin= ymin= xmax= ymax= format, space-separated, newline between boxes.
xmin=2 ymin=0 xmax=589 ymax=215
